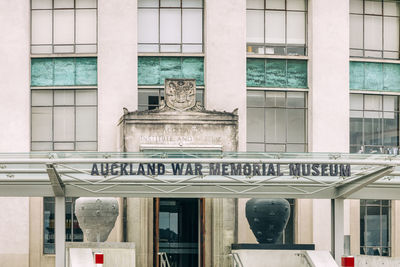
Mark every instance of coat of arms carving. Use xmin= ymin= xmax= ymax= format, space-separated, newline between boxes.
xmin=163 ymin=79 xmax=197 ymax=111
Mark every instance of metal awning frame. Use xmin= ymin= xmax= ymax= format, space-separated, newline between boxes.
xmin=1 ymin=152 xmax=400 ymax=199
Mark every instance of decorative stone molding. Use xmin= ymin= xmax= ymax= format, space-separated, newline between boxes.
xmin=160 ymin=79 xmax=203 ymax=112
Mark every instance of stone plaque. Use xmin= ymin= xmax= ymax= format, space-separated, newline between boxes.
xmin=118 ymin=78 xmax=238 ymax=151
xmin=164 ymin=79 xmax=196 ymax=111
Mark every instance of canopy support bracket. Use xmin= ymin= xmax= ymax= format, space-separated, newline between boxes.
xmin=46 ymin=164 xmax=65 ymax=196
xmin=335 ymin=166 xmax=394 ymax=199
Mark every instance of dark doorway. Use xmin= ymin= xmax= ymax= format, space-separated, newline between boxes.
xmin=154 ymin=198 xmax=202 ymax=267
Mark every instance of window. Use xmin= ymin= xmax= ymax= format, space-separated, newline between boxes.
xmin=276 ymin=199 xmax=295 ymax=244
xmin=31 ymin=89 xmax=97 ymax=151
xmin=350 ymin=94 xmax=400 ymax=154
xmin=360 ymin=200 xmax=391 ymax=256
xmin=138 ymin=56 xmax=205 ymax=110
xmin=31 ymin=0 xmax=97 ymax=54
xmin=138 ymin=88 xmax=204 ymax=111
xmin=350 ymin=0 xmax=400 ymax=59
xmin=43 ymin=197 xmax=83 ymax=254
xmin=349 ymin=61 xmax=400 ymax=92
xmin=247 ymin=91 xmax=307 ymax=152
xmin=247 ymin=59 xmax=308 ymax=88
xmin=246 ymin=0 xmax=307 ymax=55
xmin=138 ymin=0 xmax=203 ymax=53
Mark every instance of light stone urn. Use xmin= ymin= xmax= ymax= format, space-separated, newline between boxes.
xmin=75 ymin=197 xmax=119 ymax=242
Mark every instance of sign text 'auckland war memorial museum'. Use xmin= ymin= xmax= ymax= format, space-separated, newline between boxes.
xmin=91 ymin=162 xmax=351 ymax=177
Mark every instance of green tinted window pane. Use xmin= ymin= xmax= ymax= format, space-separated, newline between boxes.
xmin=75 ymin=57 xmax=97 ymax=85
xmin=364 ymin=62 xmax=383 ymax=90
xmin=54 ymin=58 xmax=75 ymax=86
xmin=384 ymin=63 xmax=400 ymax=91
xmin=247 ymin=58 xmax=265 ymax=87
xmin=138 ymin=57 xmax=160 ymax=85
xmin=138 ymin=57 xmax=204 ymax=86
xmin=160 ymin=57 xmax=182 ymax=85
xmin=31 ymin=58 xmax=54 ymax=86
xmin=182 ymin=57 xmax=204 ymax=86
xmin=287 ymin=60 xmax=307 ymax=88
xmin=350 ymin=61 xmax=364 ymax=90
xmin=265 ymin=59 xmax=287 ymax=88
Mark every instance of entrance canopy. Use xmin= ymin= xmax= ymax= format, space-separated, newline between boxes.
xmin=0 ymin=152 xmax=399 ymax=199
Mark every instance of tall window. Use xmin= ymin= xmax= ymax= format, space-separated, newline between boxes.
xmin=138 ymin=0 xmax=203 ymax=53
xmin=31 ymin=89 xmax=97 ymax=151
xmin=43 ymin=197 xmax=83 ymax=254
xmin=360 ymin=200 xmax=391 ymax=256
xmin=350 ymin=0 xmax=400 ymax=59
xmin=247 ymin=91 xmax=307 ymax=152
xmin=276 ymin=199 xmax=295 ymax=244
xmin=31 ymin=0 xmax=97 ymax=54
xmin=246 ymin=0 xmax=307 ymax=55
xmin=350 ymin=94 xmax=400 ymax=154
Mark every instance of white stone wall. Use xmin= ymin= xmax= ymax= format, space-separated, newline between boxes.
xmin=204 ymin=0 xmax=247 ymax=152
xmin=308 ymin=0 xmax=350 ymax=252
xmin=98 ymin=0 xmax=138 ymax=152
xmin=0 ymin=1 xmax=30 ymax=266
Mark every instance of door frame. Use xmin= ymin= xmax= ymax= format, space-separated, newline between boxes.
xmin=153 ymin=198 xmax=206 ymax=267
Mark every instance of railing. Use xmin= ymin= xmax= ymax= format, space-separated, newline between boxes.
xmin=158 ymin=252 xmax=171 ymax=267
xmin=230 ymin=252 xmax=244 ymax=267
xmin=296 ymin=252 xmax=314 ymax=267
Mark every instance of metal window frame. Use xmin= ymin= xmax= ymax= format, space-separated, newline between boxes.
xmin=349 ymin=0 xmax=400 ymax=59
xmin=137 ymin=0 xmax=204 ymax=53
xmin=31 ymin=88 xmax=98 ymax=151
xmin=43 ymin=196 xmax=82 ymax=255
xmin=246 ymin=0 xmax=308 ymax=56
xmin=350 ymin=93 xmax=400 ymax=154
xmin=360 ymin=199 xmax=391 ymax=256
xmin=246 ymin=89 xmax=308 ymax=152
xmin=138 ymin=87 xmax=205 ymax=111
xmin=30 ymin=0 xmax=98 ymax=55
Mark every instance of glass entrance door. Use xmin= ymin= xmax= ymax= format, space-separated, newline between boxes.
xmin=155 ymin=198 xmax=199 ymax=267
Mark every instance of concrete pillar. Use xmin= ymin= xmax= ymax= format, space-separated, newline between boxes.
xmin=0 ymin=2 xmax=30 ymax=267
xmin=309 ymin=0 xmax=350 ymax=152
xmin=237 ymin=198 xmax=257 ymax=243
xmin=332 ymin=199 xmax=344 ymax=264
xmin=212 ymin=198 xmax=236 ymax=267
xmin=0 ymin=0 xmax=30 ymax=153
xmin=349 ymin=199 xmax=360 ymax=255
xmin=126 ymin=198 xmax=153 ymax=267
xmin=204 ymin=0 xmax=247 ymax=151
xmin=392 ymin=200 xmax=400 ymax=257
xmin=98 ymin=0 xmax=138 ymax=151
xmin=295 ymin=199 xmax=313 ymax=244
xmin=312 ymin=199 xmax=332 ymax=251
xmin=308 ymin=0 xmax=350 ymax=252
xmin=55 ymin=197 xmax=66 ymax=267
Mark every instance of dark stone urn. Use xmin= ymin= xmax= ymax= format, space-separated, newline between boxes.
xmin=245 ymin=198 xmax=290 ymax=244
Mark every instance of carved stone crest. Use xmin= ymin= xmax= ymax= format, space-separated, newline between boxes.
xmin=164 ymin=79 xmax=196 ymax=111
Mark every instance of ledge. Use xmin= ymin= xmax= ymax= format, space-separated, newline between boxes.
xmin=231 ymin=244 xmax=315 ymax=250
